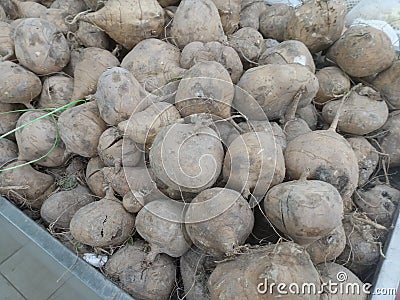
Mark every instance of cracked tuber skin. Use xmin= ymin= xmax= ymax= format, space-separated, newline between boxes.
xmin=70 ymin=189 xmax=135 ymax=247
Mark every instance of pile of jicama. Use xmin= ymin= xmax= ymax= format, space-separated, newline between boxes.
xmin=1 ymin=0 xmax=400 ymax=299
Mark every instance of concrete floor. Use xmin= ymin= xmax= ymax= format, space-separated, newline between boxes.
xmin=0 ymin=197 xmax=133 ymax=300
xmin=0 ymin=215 xmax=102 ymax=300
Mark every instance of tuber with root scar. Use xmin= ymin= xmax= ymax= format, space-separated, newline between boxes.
xmin=264 ymin=171 xmax=344 ymax=245
xmin=135 ymin=199 xmax=192 ymax=261
xmin=79 ymin=0 xmax=164 ymax=50
xmin=70 ymin=188 xmax=135 ymax=247
xmin=284 ymin=89 xmax=359 ymax=210
xmin=105 ymin=240 xmax=176 ymax=300
xmin=185 ymin=187 xmax=254 ymax=257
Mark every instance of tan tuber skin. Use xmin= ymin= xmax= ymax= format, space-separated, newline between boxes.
xmin=97 ymin=127 xmax=142 ymax=168
xmin=96 ymin=67 xmax=155 ymax=126
xmin=315 ymin=66 xmax=350 ymax=104
xmin=305 ymin=225 xmax=346 ymax=264
xmin=175 ymin=61 xmax=234 ymax=119
xmin=121 ymin=38 xmax=185 ymax=92
xmin=228 ymin=27 xmax=263 ymax=67
xmin=85 ymin=156 xmax=106 ymax=197
xmin=135 ymin=199 xmax=192 ymax=260
xmin=379 ymin=111 xmax=400 ymax=167
xmin=208 ymin=242 xmax=321 ymax=300
xmin=180 ymin=41 xmax=243 ymax=83
xmin=71 ymin=47 xmax=120 ymax=101
xmin=0 ymin=138 xmax=18 ymax=166
xmin=105 ymin=240 xmax=176 ymax=300
xmin=347 ymin=137 xmax=379 ymax=187
xmin=58 ymin=101 xmax=107 ymax=158
xmin=284 ymin=91 xmax=359 ymax=210
xmin=223 ymin=131 xmax=286 ymax=202
xmin=239 ymin=0 xmax=268 ymax=30
xmin=40 ymin=184 xmax=94 ymax=229
xmin=322 ymin=85 xmax=389 ymax=135
xmin=180 ymin=247 xmax=216 ymax=300
xmin=0 ymin=5 xmax=6 ymax=20
xmin=40 ymin=8 xmax=78 ymax=34
xmin=150 ymin=122 xmax=225 ymax=193
xmin=185 ymin=188 xmax=254 ymax=257
xmin=70 ymin=189 xmax=136 ymax=247
xmin=16 ymin=111 xmax=67 ymax=168
xmin=38 ymin=75 xmax=74 ymax=109
xmin=317 ymin=263 xmax=367 ymax=300
xmin=372 ymin=60 xmax=400 ymax=109
xmin=75 ymin=21 xmax=110 ymax=49
xmin=0 ymin=61 xmax=42 ymax=106
xmin=0 ymin=103 xmax=24 ymax=135
xmin=119 ymin=101 xmax=181 ymax=148
xmin=211 ymin=0 xmax=241 ymax=34
xmin=0 ymin=21 xmax=14 ymax=61
xmin=259 ymin=40 xmax=315 ymax=73
xmin=259 ymin=4 xmax=294 ymax=41
xmin=234 ymin=64 xmax=319 ymax=121
xmin=284 ymin=0 xmax=347 ymax=53
xmin=12 ymin=18 xmax=70 ymax=75
xmin=265 ymin=171 xmax=344 ymax=245
xmin=0 ymin=161 xmax=55 ymax=209
xmin=11 ymin=0 xmax=47 ymax=18
xmin=81 ymin=0 xmax=165 ymax=49
xmin=122 ymin=188 xmax=167 ymax=214
xmin=354 ymin=184 xmax=399 ymax=228
xmin=295 ymin=104 xmax=318 ymax=130
xmin=102 ymin=166 xmax=156 ymax=198
xmin=282 ymin=87 xmax=312 ymax=143
xmin=170 ymin=0 xmax=226 ymax=49
xmin=327 ymin=25 xmax=396 ymax=77
xmin=336 ymin=214 xmax=382 ymax=277
xmin=50 ymin=0 xmax=88 ymax=15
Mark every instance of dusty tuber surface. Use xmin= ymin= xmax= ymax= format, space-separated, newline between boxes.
xmin=0 ymin=1 xmax=397 ymax=298
xmin=185 ymin=187 xmax=254 ymax=257
xmin=265 ymin=176 xmax=344 ymax=244
xmin=106 ymin=240 xmax=176 ymax=300
xmin=70 ymin=190 xmax=135 ymax=247
xmin=208 ymin=242 xmax=321 ymax=299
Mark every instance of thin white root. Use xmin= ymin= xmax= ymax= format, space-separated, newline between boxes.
xmin=353 ymin=216 xmax=388 ymax=231
xmin=66 ymin=10 xmax=91 ymax=25
xmin=329 ymin=84 xmax=362 ymax=131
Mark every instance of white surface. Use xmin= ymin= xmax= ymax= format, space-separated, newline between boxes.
xmin=83 ymin=253 xmax=108 ymax=268
xmin=345 ymin=0 xmax=400 ymax=30
xmin=293 ymin=55 xmax=307 ymax=67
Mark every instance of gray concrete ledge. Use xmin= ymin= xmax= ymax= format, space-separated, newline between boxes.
xmin=0 ymin=197 xmax=134 ymax=300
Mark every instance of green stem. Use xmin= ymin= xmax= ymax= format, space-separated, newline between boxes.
xmin=0 ymin=99 xmax=85 ymax=172
xmin=0 ymin=114 xmax=59 ymax=172
xmin=0 ymin=100 xmax=84 ymax=140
